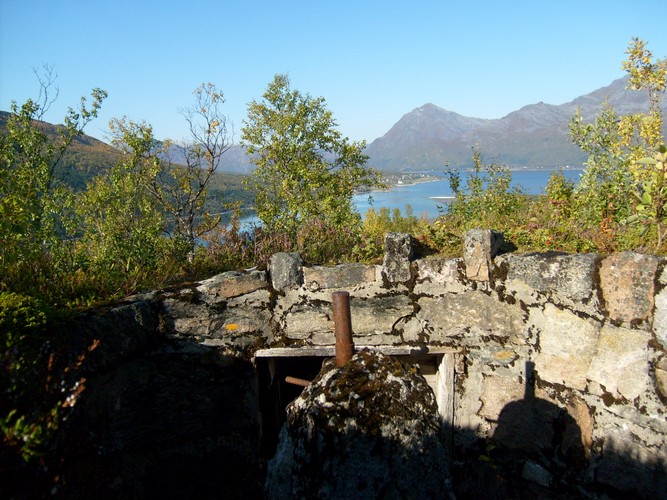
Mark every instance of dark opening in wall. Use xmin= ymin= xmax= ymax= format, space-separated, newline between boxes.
xmin=254 ymin=346 xmax=459 ymax=458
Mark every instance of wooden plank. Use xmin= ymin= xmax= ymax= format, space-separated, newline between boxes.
xmin=255 ymin=346 xmax=335 ymax=358
xmin=254 ymin=345 xmax=460 ymax=358
xmin=435 ymin=353 xmax=455 ymax=426
xmin=436 ymin=353 xmax=455 ymax=468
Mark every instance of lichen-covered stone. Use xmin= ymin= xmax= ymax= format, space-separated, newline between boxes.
xmin=304 ymin=263 xmax=378 ymax=291
xmin=563 ymin=396 xmax=593 ymax=463
xmin=479 ymin=374 xmax=524 ymax=423
xmin=196 ymin=270 xmax=268 ymax=303
xmin=349 ymin=295 xmax=413 ymax=335
xmin=595 ymin=428 xmax=667 ymax=498
xmin=162 ymin=294 xmax=225 ymax=337
xmin=280 ymin=295 xmax=413 ymax=344
xmin=463 ymin=229 xmax=503 ymax=281
xmin=415 ymin=257 xmax=469 ymax=295
xmin=162 ymin=289 xmax=272 ymax=352
xmin=503 ymin=252 xmax=600 ymax=316
xmin=270 ymin=252 xmax=303 ymax=291
xmin=533 ymin=304 xmax=600 ymax=390
xmin=382 ymin=232 xmax=413 ymax=283
xmin=586 ymin=325 xmax=650 ymax=400
xmin=417 ymin=291 xmax=527 ymax=343
xmin=282 ymin=303 xmax=332 ymax=341
xmin=265 ymin=351 xmax=452 ymax=499
xmin=599 ymin=252 xmax=658 ymax=324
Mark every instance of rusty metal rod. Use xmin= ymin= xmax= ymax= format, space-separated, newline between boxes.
xmin=332 ymin=290 xmax=354 ymax=366
xmin=285 ymin=376 xmax=311 ymax=387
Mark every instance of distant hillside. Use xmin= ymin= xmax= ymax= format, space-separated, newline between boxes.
xmin=5 ymin=75 xmax=665 ymax=182
xmin=0 ymin=110 xmax=121 ymax=190
xmin=0 ymin=111 xmax=251 ymax=210
xmin=365 ymin=76 xmax=667 ymax=171
xmin=163 ymin=142 xmax=255 ymax=174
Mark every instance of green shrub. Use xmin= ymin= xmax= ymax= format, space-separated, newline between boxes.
xmin=0 ymin=292 xmax=59 ymax=460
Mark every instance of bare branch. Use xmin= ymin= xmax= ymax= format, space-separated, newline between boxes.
xmin=33 ymin=64 xmax=59 ymax=119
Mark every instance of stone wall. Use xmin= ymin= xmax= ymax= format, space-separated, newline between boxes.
xmin=130 ymin=231 xmax=666 ymax=496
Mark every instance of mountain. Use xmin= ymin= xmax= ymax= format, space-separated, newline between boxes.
xmin=0 ymin=111 xmax=251 ymax=210
xmin=162 ymin=141 xmax=255 ymax=175
xmin=0 ymin=110 xmax=123 ymax=189
xmin=4 ymin=76 xmax=664 ymax=176
xmin=365 ymin=76 xmax=666 ymax=171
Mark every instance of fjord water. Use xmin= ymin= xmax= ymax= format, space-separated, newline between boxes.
xmin=238 ymin=169 xmax=583 ymax=230
xmin=353 ymin=169 xmax=583 ymax=220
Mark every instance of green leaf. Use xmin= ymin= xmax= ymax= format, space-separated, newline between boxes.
xmin=642 ymin=192 xmax=652 ymax=205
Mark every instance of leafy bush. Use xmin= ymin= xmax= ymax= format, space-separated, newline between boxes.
xmin=353 ymin=206 xmax=428 ymax=262
xmin=1 ymin=292 xmax=59 ymax=460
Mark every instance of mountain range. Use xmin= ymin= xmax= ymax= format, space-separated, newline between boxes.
xmin=2 ymin=76 xmax=664 ymax=176
xmin=364 ymin=76 xmax=666 ymax=171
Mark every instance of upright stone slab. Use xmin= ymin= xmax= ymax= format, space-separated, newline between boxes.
xmin=270 ymin=252 xmax=303 ymax=291
xmin=382 ymin=232 xmax=413 ymax=283
xmin=599 ymin=252 xmax=658 ymax=324
xmin=464 ymin=229 xmax=503 ymax=281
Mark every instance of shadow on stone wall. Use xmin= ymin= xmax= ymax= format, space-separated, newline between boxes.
xmin=3 ymin=300 xmax=665 ymax=499
xmin=453 ymin=361 xmax=586 ymax=498
xmin=493 ymin=361 xmax=586 ymax=471
xmin=1 ymin=301 xmax=264 ymax=500
xmin=57 ymin=342 xmax=263 ymax=499
xmin=452 ymin=361 xmax=666 ymax=499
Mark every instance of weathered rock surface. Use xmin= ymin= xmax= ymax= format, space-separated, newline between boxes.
xmin=417 ymin=291 xmax=527 ymax=343
xmin=265 ymin=351 xmax=452 ymax=499
xmin=503 ymin=252 xmax=601 ymax=316
xmin=586 ymin=325 xmax=649 ymax=400
xmin=652 ymin=284 xmax=667 ymax=349
xmin=599 ymin=251 xmax=658 ymax=325
xmin=532 ymin=304 xmax=600 ymax=390
xmin=161 ymin=287 xmax=272 ymax=354
xmin=270 ymin=252 xmax=303 ymax=291
xmin=304 ymin=263 xmax=378 ymax=291
xmin=383 ymin=232 xmax=413 ymax=283
xmin=196 ymin=269 xmax=268 ymax=303
xmin=463 ymin=229 xmax=503 ymax=281
xmin=595 ymin=428 xmax=667 ymax=497
xmin=656 ymin=357 xmax=667 ymax=401
xmin=415 ymin=257 xmax=468 ymax=295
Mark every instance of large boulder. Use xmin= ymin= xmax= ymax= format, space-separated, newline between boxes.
xmin=266 ymin=351 xmax=452 ymax=498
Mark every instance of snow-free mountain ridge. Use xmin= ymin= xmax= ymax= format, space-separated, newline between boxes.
xmin=365 ymin=76 xmax=666 ymax=171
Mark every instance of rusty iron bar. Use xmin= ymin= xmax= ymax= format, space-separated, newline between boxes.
xmin=332 ymin=290 xmax=354 ymax=366
xmin=285 ymin=376 xmax=311 ymax=387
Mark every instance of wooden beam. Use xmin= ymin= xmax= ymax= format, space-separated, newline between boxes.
xmin=254 ymin=345 xmax=460 ymax=358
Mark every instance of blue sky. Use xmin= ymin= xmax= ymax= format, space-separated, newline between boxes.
xmin=1 ymin=0 xmax=666 ymax=144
